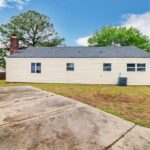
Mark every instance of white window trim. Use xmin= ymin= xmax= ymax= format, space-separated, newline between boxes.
xmin=103 ymin=63 xmax=112 ymax=72
xmin=127 ymin=63 xmax=146 ymax=72
xmin=31 ymin=62 xmax=41 ymax=74
xmin=66 ymin=63 xmax=75 ymax=71
xmin=137 ymin=63 xmax=146 ymax=72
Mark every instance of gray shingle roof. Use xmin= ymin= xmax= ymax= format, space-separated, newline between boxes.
xmin=8 ymin=46 xmax=150 ymax=58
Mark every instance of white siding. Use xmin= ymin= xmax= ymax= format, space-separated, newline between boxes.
xmin=6 ymin=58 xmax=150 ymax=85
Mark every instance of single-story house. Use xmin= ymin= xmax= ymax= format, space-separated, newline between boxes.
xmin=6 ymin=37 xmax=150 ymax=85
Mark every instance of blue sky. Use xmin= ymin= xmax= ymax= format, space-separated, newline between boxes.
xmin=0 ymin=0 xmax=150 ymax=46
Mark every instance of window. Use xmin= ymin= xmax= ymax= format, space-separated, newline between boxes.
xmin=31 ymin=63 xmax=41 ymax=73
xmin=103 ymin=63 xmax=111 ymax=71
xmin=31 ymin=63 xmax=36 ymax=73
xmin=127 ymin=64 xmax=135 ymax=72
xmin=66 ymin=63 xmax=74 ymax=71
xmin=137 ymin=63 xmax=146 ymax=72
xmin=127 ymin=63 xmax=146 ymax=72
xmin=36 ymin=63 xmax=41 ymax=73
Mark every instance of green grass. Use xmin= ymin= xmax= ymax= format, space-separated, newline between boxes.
xmin=0 ymin=80 xmax=150 ymax=127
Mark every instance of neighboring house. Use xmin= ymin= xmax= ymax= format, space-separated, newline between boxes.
xmin=6 ymin=36 xmax=150 ymax=85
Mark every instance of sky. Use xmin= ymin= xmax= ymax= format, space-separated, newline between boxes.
xmin=0 ymin=0 xmax=150 ymax=46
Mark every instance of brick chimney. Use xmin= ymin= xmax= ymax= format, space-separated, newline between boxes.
xmin=10 ymin=36 xmax=19 ymax=54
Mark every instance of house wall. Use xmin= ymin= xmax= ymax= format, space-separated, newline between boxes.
xmin=6 ymin=58 xmax=150 ymax=85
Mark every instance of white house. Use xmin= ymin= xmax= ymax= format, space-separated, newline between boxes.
xmin=6 ymin=41 xmax=150 ymax=85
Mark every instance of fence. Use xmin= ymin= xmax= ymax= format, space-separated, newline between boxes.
xmin=0 ymin=72 xmax=6 ymax=80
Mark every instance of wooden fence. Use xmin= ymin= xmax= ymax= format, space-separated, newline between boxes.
xmin=0 ymin=72 xmax=6 ymax=80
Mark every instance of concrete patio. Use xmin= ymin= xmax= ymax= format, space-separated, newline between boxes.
xmin=0 ymin=86 xmax=149 ymax=150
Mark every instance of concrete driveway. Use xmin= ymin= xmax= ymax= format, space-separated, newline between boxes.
xmin=0 ymin=86 xmax=149 ymax=150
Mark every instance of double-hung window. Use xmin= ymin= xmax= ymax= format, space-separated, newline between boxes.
xmin=127 ymin=64 xmax=135 ymax=72
xmin=127 ymin=63 xmax=146 ymax=72
xmin=137 ymin=64 xmax=146 ymax=72
xmin=31 ymin=63 xmax=41 ymax=73
xmin=66 ymin=63 xmax=74 ymax=71
xmin=103 ymin=63 xmax=111 ymax=71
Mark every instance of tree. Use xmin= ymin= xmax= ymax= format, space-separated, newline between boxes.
xmin=0 ymin=10 xmax=64 ymax=47
xmin=36 ymin=38 xmax=65 ymax=47
xmin=88 ymin=26 xmax=150 ymax=52
xmin=0 ymin=49 xmax=7 ymax=69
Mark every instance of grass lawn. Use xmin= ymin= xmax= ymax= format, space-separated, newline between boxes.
xmin=0 ymin=80 xmax=150 ymax=128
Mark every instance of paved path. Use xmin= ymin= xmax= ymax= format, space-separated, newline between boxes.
xmin=0 ymin=86 xmax=149 ymax=150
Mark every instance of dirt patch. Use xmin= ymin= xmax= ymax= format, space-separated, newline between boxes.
xmin=66 ymin=92 xmax=150 ymax=127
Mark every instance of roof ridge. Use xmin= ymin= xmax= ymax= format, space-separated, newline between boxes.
xmin=27 ymin=45 xmax=137 ymax=48
xmin=9 ymin=46 xmax=150 ymax=58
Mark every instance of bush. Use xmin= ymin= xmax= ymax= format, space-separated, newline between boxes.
xmin=0 ymin=49 xmax=7 ymax=69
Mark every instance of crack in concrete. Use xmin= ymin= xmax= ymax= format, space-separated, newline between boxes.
xmin=104 ymin=124 xmax=136 ymax=150
xmin=0 ymin=104 xmax=76 ymax=127
xmin=0 ymin=90 xmax=40 ymax=95
xmin=0 ymin=95 xmax=55 ymax=107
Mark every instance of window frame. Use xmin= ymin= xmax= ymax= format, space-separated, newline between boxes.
xmin=103 ymin=63 xmax=112 ymax=72
xmin=137 ymin=63 xmax=146 ymax=72
xmin=31 ymin=62 xmax=41 ymax=74
xmin=66 ymin=63 xmax=75 ymax=71
xmin=36 ymin=63 xmax=41 ymax=73
xmin=127 ymin=63 xmax=136 ymax=72
xmin=31 ymin=63 xmax=36 ymax=73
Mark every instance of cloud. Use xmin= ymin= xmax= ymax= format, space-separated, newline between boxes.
xmin=0 ymin=0 xmax=30 ymax=10
xmin=76 ymin=35 xmax=92 ymax=46
xmin=0 ymin=0 xmax=6 ymax=7
xmin=122 ymin=12 xmax=150 ymax=38
xmin=76 ymin=12 xmax=150 ymax=46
